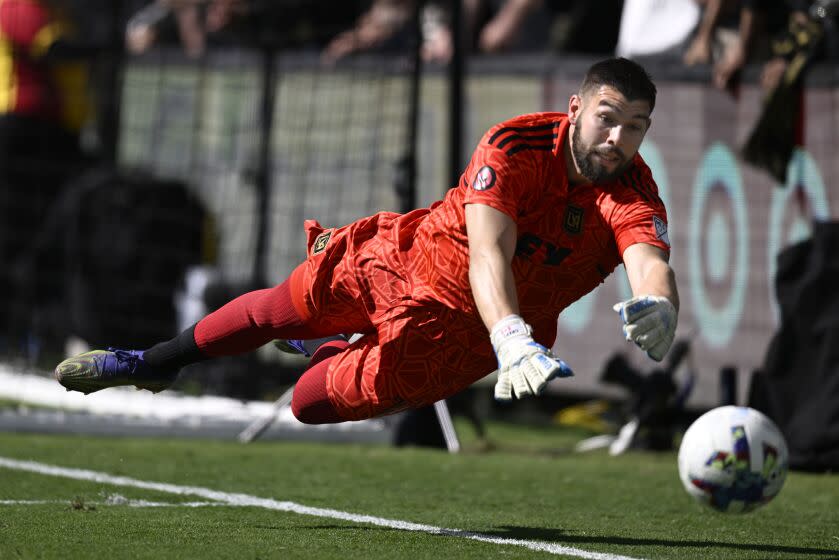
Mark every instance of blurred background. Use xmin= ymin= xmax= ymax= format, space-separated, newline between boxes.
xmin=1 ymin=0 xmax=837 ymax=467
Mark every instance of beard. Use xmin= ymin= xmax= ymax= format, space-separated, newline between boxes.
xmin=571 ymin=122 xmax=633 ymax=184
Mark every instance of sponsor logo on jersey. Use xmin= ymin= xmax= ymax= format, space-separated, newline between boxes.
xmin=472 ymin=166 xmax=497 ymax=191
xmin=564 ymin=205 xmax=584 ymax=234
xmin=312 ymin=230 xmax=332 ymax=255
xmin=515 ymin=233 xmax=573 ymax=266
xmin=653 ymin=215 xmax=670 ymax=246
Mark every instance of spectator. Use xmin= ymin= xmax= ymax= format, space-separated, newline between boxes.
xmin=321 ymin=0 xmax=414 ymax=63
xmin=125 ymin=0 xmax=246 ymax=57
xmin=322 ymin=0 xmax=553 ymax=64
xmin=683 ymin=0 xmax=803 ymax=93
xmin=552 ymin=0 xmax=625 ymax=55
xmin=616 ymin=0 xmax=701 ymax=59
xmin=423 ymin=0 xmax=625 ymax=62
xmin=682 ymin=0 xmax=742 ymax=68
xmin=742 ymin=1 xmax=835 ymax=182
xmin=0 ymin=0 xmax=94 ymax=354
xmin=472 ymin=0 xmax=545 ymax=54
xmin=127 ymin=0 xmax=360 ymax=55
xmin=758 ymin=2 xmax=825 ymax=92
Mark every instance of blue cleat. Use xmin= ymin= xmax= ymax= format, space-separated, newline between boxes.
xmin=272 ymin=339 xmax=311 ymax=357
xmin=54 ymin=349 xmax=177 ymax=395
xmin=273 ymin=335 xmax=352 ymax=358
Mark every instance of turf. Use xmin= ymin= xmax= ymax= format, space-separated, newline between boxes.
xmin=0 ymin=424 xmax=836 ymax=560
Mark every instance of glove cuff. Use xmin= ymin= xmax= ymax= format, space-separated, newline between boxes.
xmin=490 ymin=314 xmax=531 ymax=348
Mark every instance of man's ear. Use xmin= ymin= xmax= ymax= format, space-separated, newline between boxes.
xmin=568 ymin=94 xmax=582 ymax=125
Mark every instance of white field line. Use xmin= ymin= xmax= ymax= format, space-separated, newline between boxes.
xmin=0 ymin=456 xmax=646 ymax=560
xmin=0 ymin=499 xmax=227 ymax=508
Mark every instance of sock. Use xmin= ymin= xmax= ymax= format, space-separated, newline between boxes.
xmin=291 ymin=340 xmax=349 ymax=424
xmin=144 ymin=324 xmax=206 ymax=370
xmin=194 ymin=280 xmax=321 ymax=357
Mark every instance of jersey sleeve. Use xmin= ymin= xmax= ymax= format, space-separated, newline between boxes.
xmin=459 ymin=127 xmax=547 ymax=221
xmin=608 ymin=162 xmax=671 ymax=257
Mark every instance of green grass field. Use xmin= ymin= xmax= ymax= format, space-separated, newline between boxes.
xmin=0 ymin=422 xmax=836 ymax=560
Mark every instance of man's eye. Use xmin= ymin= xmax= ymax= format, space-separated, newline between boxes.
xmin=599 ymin=115 xmax=613 ymax=124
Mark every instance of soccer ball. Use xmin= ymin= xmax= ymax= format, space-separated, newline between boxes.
xmin=677 ymin=406 xmax=788 ymax=513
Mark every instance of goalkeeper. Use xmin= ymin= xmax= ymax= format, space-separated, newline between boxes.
xmin=55 ymin=57 xmax=679 ymax=423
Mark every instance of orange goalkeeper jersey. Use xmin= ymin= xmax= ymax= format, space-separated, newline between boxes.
xmin=394 ymin=111 xmax=670 ymax=347
xmin=291 ymin=112 xmax=670 ymax=417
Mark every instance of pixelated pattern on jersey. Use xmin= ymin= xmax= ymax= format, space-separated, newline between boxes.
xmin=297 ymin=217 xmax=496 ymax=421
xmin=610 ymin=161 xmax=670 ymax=257
xmin=326 ymin=304 xmax=495 ymax=421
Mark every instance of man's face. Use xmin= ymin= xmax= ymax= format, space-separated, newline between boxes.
xmin=569 ymin=86 xmax=651 ymax=184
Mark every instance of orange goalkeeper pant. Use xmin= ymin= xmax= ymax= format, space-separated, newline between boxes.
xmin=195 ymin=217 xmax=497 ymax=422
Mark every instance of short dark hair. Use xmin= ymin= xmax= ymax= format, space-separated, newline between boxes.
xmin=580 ymin=58 xmax=657 ymax=113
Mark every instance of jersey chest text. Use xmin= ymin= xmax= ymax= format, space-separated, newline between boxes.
xmin=513 ymin=195 xmax=606 ymax=268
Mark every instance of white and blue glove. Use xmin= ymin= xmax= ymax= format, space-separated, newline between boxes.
xmin=491 ymin=314 xmax=573 ymax=401
xmin=613 ymin=295 xmax=677 ymax=362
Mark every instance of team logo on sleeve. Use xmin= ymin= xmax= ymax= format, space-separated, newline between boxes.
xmin=472 ymin=166 xmax=497 ymax=191
xmin=312 ymin=230 xmax=333 ymax=255
xmin=653 ymin=215 xmax=670 ymax=247
xmin=564 ymin=205 xmax=584 ymax=234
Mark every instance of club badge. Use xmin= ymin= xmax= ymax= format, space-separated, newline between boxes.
xmin=564 ymin=205 xmax=584 ymax=234
xmin=472 ymin=166 xmax=496 ymax=191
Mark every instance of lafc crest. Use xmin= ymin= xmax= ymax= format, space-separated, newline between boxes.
xmin=564 ymin=205 xmax=584 ymax=234
xmin=312 ymin=230 xmax=332 ymax=255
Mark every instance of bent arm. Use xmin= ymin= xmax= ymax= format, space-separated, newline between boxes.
xmin=623 ymin=242 xmax=680 ymax=311
xmin=465 ymin=203 xmax=519 ymax=330
xmin=684 ymin=0 xmax=724 ymax=66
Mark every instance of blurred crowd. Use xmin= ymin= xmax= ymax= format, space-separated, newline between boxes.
xmin=0 ymin=0 xmax=833 ymax=174
xmin=123 ymin=0 xmax=839 ymax=94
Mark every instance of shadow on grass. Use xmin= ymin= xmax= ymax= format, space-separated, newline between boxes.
xmin=480 ymin=526 xmax=839 ymax=557
xmin=255 ymin=523 xmax=838 ymax=558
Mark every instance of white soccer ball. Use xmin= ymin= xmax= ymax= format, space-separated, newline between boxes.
xmin=677 ymin=406 xmax=789 ymax=513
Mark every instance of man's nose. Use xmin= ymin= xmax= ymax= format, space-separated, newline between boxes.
xmin=607 ymin=126 xmax=623 ymax=146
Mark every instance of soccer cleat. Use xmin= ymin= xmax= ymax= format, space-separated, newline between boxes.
xmin=273 ymin=335 xmax=352 ymax=358
xmin=272 ymin=339 xmax=311 ymax=357
xmin=54 ymin=349 xmax=177 ymax=395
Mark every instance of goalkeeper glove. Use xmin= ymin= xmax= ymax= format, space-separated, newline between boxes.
xmin=613 ymin=295 xmax=677 ymax=361
xmin=491 ymin=314 xmax=573 ymax=401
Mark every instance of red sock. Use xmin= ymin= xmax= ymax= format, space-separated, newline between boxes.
xmin=194 ymin=279 xmax=322 ymax=357
xmin=291 ymin=340 xmax=349 ymax=424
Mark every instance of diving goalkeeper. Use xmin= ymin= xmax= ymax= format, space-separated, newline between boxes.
xmin=55 ymin=57 xmax=679 ymax=423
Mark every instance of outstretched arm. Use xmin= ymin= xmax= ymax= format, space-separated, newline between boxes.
xmin=614 ymin=243 xmax=679 ymax=361
xmin=465 ymin=203 xmax=572 ymax=400
xmin=623 ymin=243 xmax=679 ymax=310
xmin=465 ymin=203 xmax=519 ymax=328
